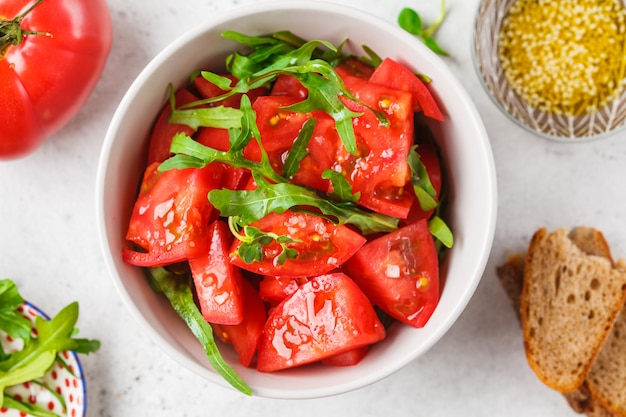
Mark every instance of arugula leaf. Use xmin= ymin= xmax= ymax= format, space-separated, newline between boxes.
xmin=407 ymin=144 xmax=438 ymax=212
xmin=209 ymin=174 xmax=398 ymax=235
xmin=0 ymin=280 xmax=31 ymax=342
xmin=429 ymin=215 xmax=454 ymax=249
xmin=230 ymin=94 xmax=261 ymax=150
xmin=31 ymin=378 xmax=67 ymax=411
xmin=270 ymin=30 xmax=346 ymax=63
xmin=282 ymin=118 xmax=316 ymax=179
xmin=222 ymin=30 xmax=281 ymax=47
xmin=398 ymin=1 xmax=450 ymax=56
xmin=169 ymin=106 xmax=242 ymax=131
xmin=407 ymin=144 xmax=454 ymax=249
xmin=145 ymin=267 xmax=252 ymax=396
xmin=214 ymin=38 xmax=335 ymax=96
xmin=0 ymin=280 xmax=25 ymax=311
xmin=165 ymin=78 xmax=242 ymax=131
xmin=3 ymin=392 xmax=60 ymax=417
xmin=0 ymin=351 xmax=56 ymax=405
xmin=199 ymin=71 xmax=234 ymax=90
xmin=359 ymin=44 xmax=383 ymax=68
xmin=0 ymin=311 xmax=31 ymax=345
xmin=161 ymin=131 xmax=286 ymax=184
xmin=322 ymin=169 xmax=360 ymax=203
xmin=234 ymin=38 xmax=338 ymax=80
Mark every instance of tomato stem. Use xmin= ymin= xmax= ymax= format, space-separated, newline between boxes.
xmin=0 ymin=0 xmax=51 ymax=58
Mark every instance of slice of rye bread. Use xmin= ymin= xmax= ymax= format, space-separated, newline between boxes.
xmin=521 ymin=227 xmax=626 ymax=393
xmin=496 ymin=226 xmax=626 ymax=417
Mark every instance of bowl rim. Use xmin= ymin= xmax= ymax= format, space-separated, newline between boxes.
xmin=96 ymin=0 xmax=497 ymax=399
xmin=471 ymin=0 xmax=626 ymax=142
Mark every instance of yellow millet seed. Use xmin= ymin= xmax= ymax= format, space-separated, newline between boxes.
xmin=497 ymin=0 xmax=626 ymax=116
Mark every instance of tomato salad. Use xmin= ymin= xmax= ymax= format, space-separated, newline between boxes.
xmin=122 ymin=31 xmax=453 ymax=395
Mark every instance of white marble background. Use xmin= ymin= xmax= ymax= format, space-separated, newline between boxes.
xmin=2 ymin=0 xmax=625 ymax=415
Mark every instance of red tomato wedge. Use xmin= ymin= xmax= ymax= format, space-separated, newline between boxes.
xmin=257 ymin=273 xmax=386 ymax=372
xmin=321 ymin=345 xmax=369 ymax=367
xmin=123 ymin=162 xmax=223 ymax=267
xmin=289 ymin=114 xmax=340 ymax=193
xmin=337 ymin=73 xmax=415 ymax=218
xmin=212 ymin=278 xmax=267 ymax=368
xmin=258 ymin=276 xmax=309 ymax=305
xmin=148 ymin=88 xmax=199 ymax=164
xmin=188 ymin=220 xmax=244 ymax=325
xmin=253 ymin=95 xmax=314 ymax=154
xmin=253 ymin=95 xmax=340 ymax=191
xmin=194 ymin=127 xmax=251 ymax=190
xmin=335 ymin=58 xmax=376 ymax=79
xmin=270 ymin=74 xmax=308 ymax=98
xmin=195 ymin=126 xmax=230 ymax=151
xmin=343 ymin=219 xmax=439 ymax=328
xmin=230 ymin=211 xmax=366 ymax=277
xmin=369 ymin=57 xmax=444 ymax=121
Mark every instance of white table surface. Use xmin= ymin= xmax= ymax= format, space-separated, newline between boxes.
xmin=2 ymin=0 xmax=625 ymax=415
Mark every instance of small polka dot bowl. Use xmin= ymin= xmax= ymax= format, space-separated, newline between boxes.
xmin=0 ymin=302 xmax=87 ymax=417
xmin=473 ymin=0 xmax=626 ymax=141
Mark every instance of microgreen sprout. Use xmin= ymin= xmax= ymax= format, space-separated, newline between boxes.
xmin=398 ymin=0 xmax=450 ymax=56
xmin=228 ymin=217 xmax=300 ymax=265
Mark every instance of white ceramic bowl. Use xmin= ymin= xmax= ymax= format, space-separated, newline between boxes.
xmin=96 ymin=1 xmax=497 ymax=399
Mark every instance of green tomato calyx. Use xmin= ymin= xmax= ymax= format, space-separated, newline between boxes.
xmin=0 ymin=0 xmax=50 ymax=59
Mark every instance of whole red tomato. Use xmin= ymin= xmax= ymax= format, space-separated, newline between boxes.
xmin=0 ymin=0 xmax=112 ymax=159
